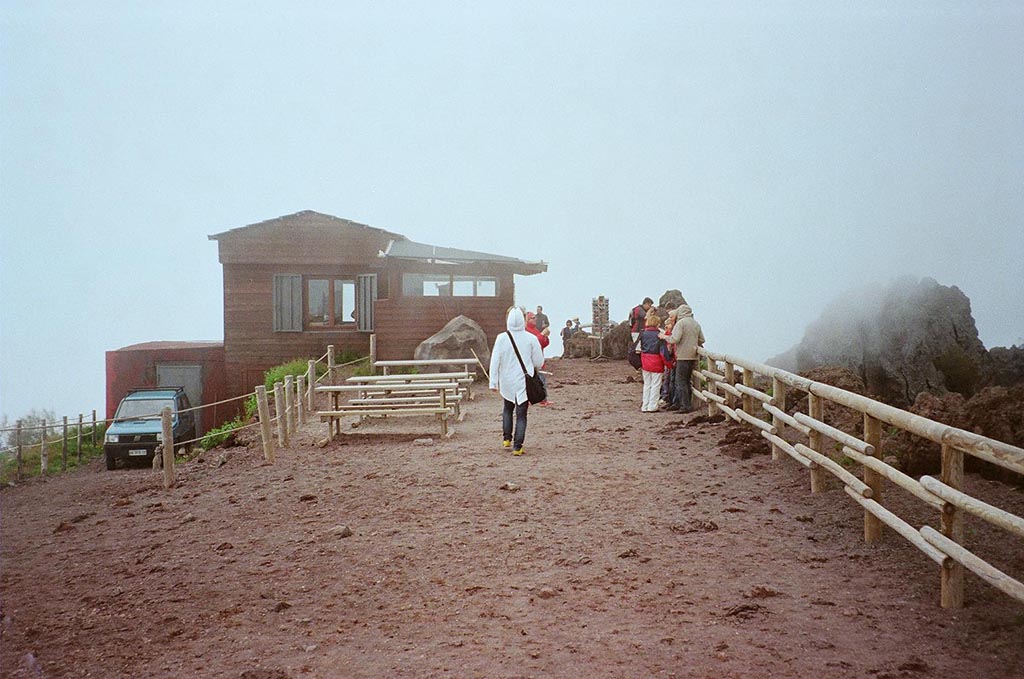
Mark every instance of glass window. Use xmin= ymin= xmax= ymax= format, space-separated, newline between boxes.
xmin=335 ymin=280 xmax=356 ymax=323
xmin=452 ymin=277 xmax=475 ymax=297
xmin=307 ymin=277 xmax=355 ymax=327
xmin=403 ymin=273 xmax=451 ymax=297
xmin=308 ymin=279 xmax=330 ymax=327
xmin=115 ymin=399 xmax=174 ymax=421
xmin=402 ymin=274 xmax=498 ymax=297
xmin=475 ymin=278 xmax=497 ymax=297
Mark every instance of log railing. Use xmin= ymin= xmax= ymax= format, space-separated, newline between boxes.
xmin=692 ymin=347 xmax=1024 ymax=609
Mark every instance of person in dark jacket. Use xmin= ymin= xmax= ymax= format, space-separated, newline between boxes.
xmin=534 ymin=306 xmax=550 ymax=334
xmin=639 ymin=311 xmax=665 ymax=412
xmin=660 ymin=312 xmax=678 ymax=409
xmin=560 ymin=320 xmax=575 ymax=358
xmin=629 ymin=298 xmax=654 ymax=340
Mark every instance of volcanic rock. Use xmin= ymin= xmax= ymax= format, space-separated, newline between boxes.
xmin=769 ymin=277 xmax=989 ymax=405
xmin=658 ymin=289 xmax=687 ymax=313
xmin=414 ymin=315 xmax=489 ymax=375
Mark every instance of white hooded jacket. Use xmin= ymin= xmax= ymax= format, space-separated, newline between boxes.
xmin=489 ymin=307 xmax=545 ymax=405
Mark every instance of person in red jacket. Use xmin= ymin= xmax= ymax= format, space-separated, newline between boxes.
xmin=639 ymin=311 xmax=665 ymax=412
xmin=525 ymin=312 xmax=552 ymax=405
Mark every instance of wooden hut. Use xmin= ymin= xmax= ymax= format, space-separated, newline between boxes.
xmin=209 ymin=211 xmax=546 ymax=397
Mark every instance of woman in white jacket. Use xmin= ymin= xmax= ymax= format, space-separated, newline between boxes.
xmin=489 ymin=307 xmax=545 ymax=456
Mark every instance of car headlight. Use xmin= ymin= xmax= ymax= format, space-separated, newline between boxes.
xmin=105 ymin=434 xmax=119 ymax=443
xmin=156 ymin=433 xmax=163 ymax=442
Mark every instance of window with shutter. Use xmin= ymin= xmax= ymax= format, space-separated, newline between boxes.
xmin=272 ymin=274 xmax=303 ymax=332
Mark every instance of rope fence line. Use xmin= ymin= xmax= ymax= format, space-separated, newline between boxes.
xmin=692 ymin=346 xmax=1024 ymax=610
xmin=176 ymin=391 xmax=253 ymax=415
xmin=1 ymin=386 xmax=263 ymax=439
xmin=4 ymin=341 xmax=361 ymax=484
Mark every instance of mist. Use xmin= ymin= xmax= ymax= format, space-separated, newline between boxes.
xmin=2 ymin=2 xmax=1022 ymax=422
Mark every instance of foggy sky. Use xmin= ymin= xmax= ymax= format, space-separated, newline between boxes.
xmin=2 ymin=1 xmax=1022 ymax=422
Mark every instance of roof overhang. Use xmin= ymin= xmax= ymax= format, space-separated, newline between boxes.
xmin=380 ymin=238 xmax=547 ymax=276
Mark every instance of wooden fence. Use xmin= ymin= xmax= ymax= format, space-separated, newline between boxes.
xmin=691 ymin=347 xmax=1024 ymax=609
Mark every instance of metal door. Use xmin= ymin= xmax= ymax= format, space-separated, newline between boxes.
xmin=157 ymin=364 xmax=203 ymax=433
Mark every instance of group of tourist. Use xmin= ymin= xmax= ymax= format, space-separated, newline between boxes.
xmin=630 ymin=296 xmax=705 ymax=414
xmin=489 ymin=297 xmax=704 ymax=457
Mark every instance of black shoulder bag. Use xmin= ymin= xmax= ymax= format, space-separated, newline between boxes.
xmin=627 ymin=332 xmax=643 ymax=370
xmin=506 ymin=331 xmax=547 ymax=405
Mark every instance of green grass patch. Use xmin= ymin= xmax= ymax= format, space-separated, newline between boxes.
xmin=1 ymin=424 xmax=107 ymax=484
xmin=200 ymin=416 xmax=246 ymax=450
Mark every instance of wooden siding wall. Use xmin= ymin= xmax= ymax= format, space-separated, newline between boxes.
xmin=373 ymin=281 xmax=515 ymax=361
xmin=222 ymin=263 xmax=374 ymax=396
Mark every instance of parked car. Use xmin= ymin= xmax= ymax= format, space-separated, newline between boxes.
xmin=104 ymin=387 xmax=195 ymax=470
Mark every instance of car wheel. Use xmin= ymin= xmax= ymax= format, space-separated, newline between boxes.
xmin=105 ymin=449 xmax=116 ymax=471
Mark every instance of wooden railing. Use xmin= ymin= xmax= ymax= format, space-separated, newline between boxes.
xmin=693 ymin=347 xmax=1024 ymax=609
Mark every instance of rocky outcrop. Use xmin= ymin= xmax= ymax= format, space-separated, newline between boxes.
xmin=413 ymin=315 xmax=489 ymax=375
xmin=769 ymin=277 xmax=989 ymax=406
xmin=886 ymin=385 xmax=1024 ymax=480
xmin=563 ymin=331 xmax=594 ymax=359
xmin=658 ymin=289 xmax=687 ymax=312
xmin=985 ymin=345 xmax=1024 ymax=388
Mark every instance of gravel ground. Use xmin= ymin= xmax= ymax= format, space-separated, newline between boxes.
xmin=2 ymin=359 xmax=1023 ymax=678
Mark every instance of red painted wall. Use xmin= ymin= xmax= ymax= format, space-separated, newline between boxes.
xmin=105 ymin=342 xmax=228 ymax=435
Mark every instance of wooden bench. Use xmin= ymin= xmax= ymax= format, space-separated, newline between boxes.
xmin=373 ymin=358 xmax=477 ymax=376
xmin=315 ymin=382 xmax=461 ymax=439
xmin=348 ymin=371 xmax=475 ymax=400
xmin=320 ymin=381 xmax=468 ymax=407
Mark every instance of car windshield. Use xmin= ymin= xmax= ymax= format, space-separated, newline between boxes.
xmin=115 ymin=398 xmax=175 ymax=421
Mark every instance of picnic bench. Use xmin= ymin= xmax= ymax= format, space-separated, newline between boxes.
xmin=315 ymin=371 xmax=474 ymax=439
xmin=373 ymin=358 xmax=478 ymax=376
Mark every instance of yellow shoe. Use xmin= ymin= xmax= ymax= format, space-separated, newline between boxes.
xmin=512 ymin=448 xmax=525 ymax=456
xmin=502 ymin=440 xmax=512 ymax=448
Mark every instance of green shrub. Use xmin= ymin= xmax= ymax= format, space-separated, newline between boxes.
xmin=264 ymin=359 xmax=319 ymax=391
xmin=244 ymin=394 xmax=258 ymax=420
xmin=201 ymin=416 xmax=244 ymax=450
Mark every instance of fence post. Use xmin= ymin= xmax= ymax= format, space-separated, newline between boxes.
xmin=39 ymin=419 xmax=48 ymax=476
xmin=742 ymin=368 xmax=755 ymax=416
xmin=296 ymin=374 xmax=306 ymax=425
xmin=723 ymin=361 xmax=736 ymax=410
xmin=16 ymin=420 xmax=23 ymax=480
xmin=327 ymin=345 xmax=336 ymax=383
xmin=255 ymin=386 xmax=275 ymax=463
xmin=274 ymin=381 xmax=288 ymax=448
xmin=705 ymin=359 xmax=716 ymax=418
xmin=940 ymin=443 xmax=965 ymax=608
xmin=863 ymin=414 xmax=883 ymax=544
xmin=77 ymin=414 xmax=84 ymax=464
xmin=62 ymin=416 xmax=68 ymax=472
xmin=807 ymin=394 xmax=826 ymax=492
xmin=91 ymin=410 xmax=97 ymax=447
xmin=771 ymin=377 xmax=786 ymax=461
xmin=160 ymin=407 xmax=175 ymax=489
xmin=369 ymin=334 xmax=377 ymax=371
xmin=284 ymin=375 xmax=296 ymax=435
xmin=307 ymin=360 xmax=316 ymax=411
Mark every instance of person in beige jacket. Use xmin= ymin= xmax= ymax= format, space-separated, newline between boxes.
xmin=660 ymin=304 xmax=704 ymax=412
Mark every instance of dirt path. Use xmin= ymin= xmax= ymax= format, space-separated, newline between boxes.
xmin=2 ymin=360 xmax=1023 ymax=678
